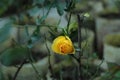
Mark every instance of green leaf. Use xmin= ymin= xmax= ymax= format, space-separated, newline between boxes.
xmin=0 ymin=46 xmax=28 ymax=66
xmin=0 ymin=1 xmax=9 ymax=16
xmin=0 ymin=68 xmax=5 ymax=80
xmin=35 ymin=15 xmax=46 ymax=25
xmin=56 ymin=2 xmax=64 ymax=16
xmin=65 ymin=0 xmax=75 ymax=12
xmin=0 ymin=22 xmax=11 ymax=43
xmin=68 ymin=22 xmax=78 ymax=33
xmin=33 ymin=0 xmax=45 ymax=5
xmin=114 ymin=71 xmax=120 ymax=78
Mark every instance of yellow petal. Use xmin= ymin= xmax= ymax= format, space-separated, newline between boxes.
xmin=51 ymin=36 xmax=75 ymax=55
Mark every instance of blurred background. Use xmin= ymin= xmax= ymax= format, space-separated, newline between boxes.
xmin=0 ymin=0 xmax=120 ymax=80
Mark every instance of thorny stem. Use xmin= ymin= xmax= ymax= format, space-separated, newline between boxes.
xmin=66 ymin=12 xmax=72 ymax=35
xmin=13 ymin=59 xmax=26 ymax=80
xmin=44 ymin=34 xmax=55 ymax=79
xmin=28 ymin=49 xmax=41 ymax=80
xmin=77 ymin=14 xmax=82 ymax=58
xmin=38 ymin=0 xmax=54 ymax=25
xmin=60 ymin=70 xmax=63 ymax=80
xmin=77 ymin=14 xmax=83 ymax=80
xmin=70 ymin=54 xmax=79 ymax=63
xmin=90 ymin=59 xmax=104 ymax=80
xmin=29 ymin=58 xmax=41 ymax=80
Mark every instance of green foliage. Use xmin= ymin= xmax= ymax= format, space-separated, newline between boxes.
xmin=0 ymin=69 xmax=5 ymax=80
xmin=0 ymin=0 xmax=33 ymax=17
xmin=115 ymin=0 xmax=120 ymax=11
xmin=64 ymin=0 xmax=76 ymax=12
xmin=68 ymin=22 xmax=78 ymax=33
xmin=0 ymin=22 xmax=11 ymax=43
xmin=55 ymin=0 xmax=65 ymax=16
xmin=0 ymin=46 xmax=28 ymax=66
xmin=35 ymin=15 xmax=48 ymax=25
xmin=114 ymin=71 xmax=120 ymax=79
xmin=1 ymin=1 xmax=119 ymax=80
xmin=33 ymin=0 xmax=45 ymax=6
xmin=28 ymin=28 xmax=42 ymax=48
xmin=0 ymin=0 xmax=14 ymax=16
xmin=97 ymin=65 xmax=120 ymax=80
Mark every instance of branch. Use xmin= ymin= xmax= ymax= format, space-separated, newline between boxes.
xmin=66 ymin=12 xmax=72 ymax=35
xmin=77 ymin=14 xmax=83 ymax=80
xmin=13 ymin=59 xmax=26 ymax=80
xmin=44 ymin=34 xmax=55 ymax=79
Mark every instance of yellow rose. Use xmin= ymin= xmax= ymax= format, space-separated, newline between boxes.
xmin=51 ymin=36 xmax=75 ymax=55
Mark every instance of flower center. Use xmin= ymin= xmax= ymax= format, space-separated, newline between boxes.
xmin=59 ymin=41 xmax=74 ymax=54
